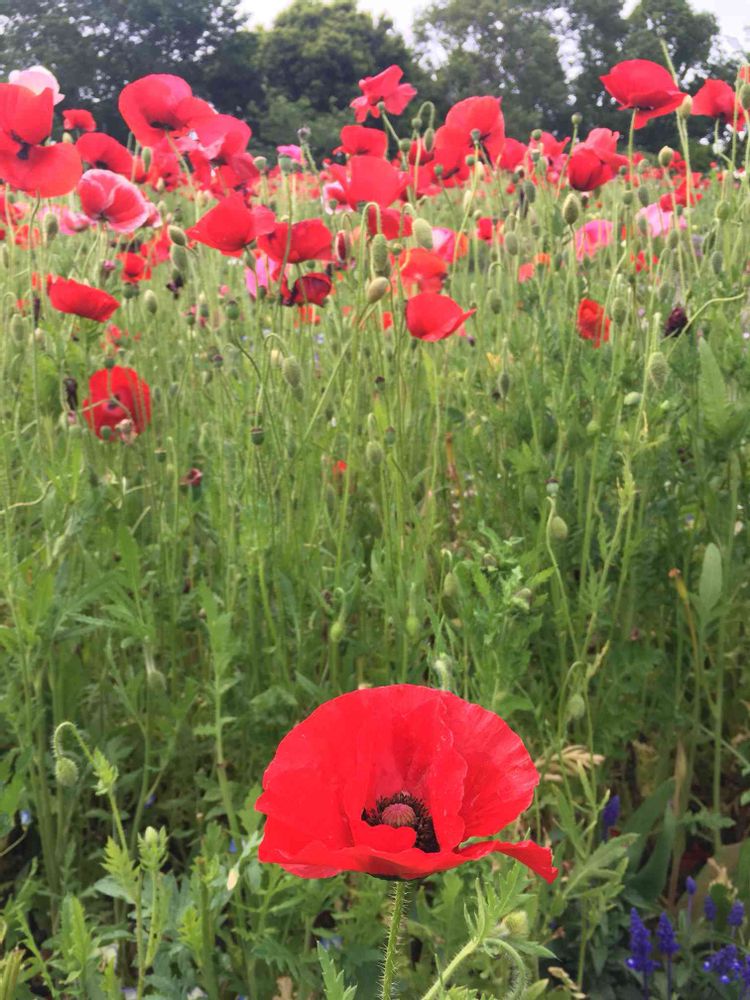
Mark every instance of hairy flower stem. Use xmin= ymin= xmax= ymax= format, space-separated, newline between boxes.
xmin=381 ymin=881 xmax=408 ymax=1000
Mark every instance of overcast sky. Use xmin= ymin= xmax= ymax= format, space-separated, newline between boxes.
xmin=241 ymin=0 xmax=749 ymax=52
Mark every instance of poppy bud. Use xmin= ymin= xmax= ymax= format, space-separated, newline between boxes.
xmin=146 ymin=666 xmax=166 ymax=693
xmin=497 ymin=371 xmax=511 ymax=397
xmin=55 ymin=757 xmax=79 ymax=787
xmin=44 ymin=212 xmax=59 ymax=241
xmin=647 ymin=351 xmax=670 ymax=390
xmin=531 ymin=128 xmax=542 ymax=141
xmin=566 ymin=693 xmax=586 ymax=721
xmin=413 ymin=218 xmax=433 ymax=249
xmin=586 ymin=418 xmax=600 ymax=436
xmin=398 ymin=138 xmax=411 ymax=153
xmin=144 ymin=290 xmax=158 ymax=314
xmin=571 ymin=112 xmax=582 ymax=126
xmin=10 ymin=314 xmax=25 ymax=342
xmin=523 ymin=180 xmax=536 ymax=204
xmin=562 ymin=194 xmax=580 ymax=226
xmin=549 ymin=515 xmax=568 ymax=541
xmin=504 ymin=232 xmax=519 ymax=256
xmin=423 ymin=128 xmax=435 ymax=152
xmin=168 ymin=225 xmax=187 ymax=247
xmin=366 ymin=440 xmax=384 ymax=467
xmin=334 ymin=230 xmax=352 ymax=264
xmin=741 ymin=84 xmax=750 ymax=111
xmin=637 ymin=214 xmax=649 ymax=236
xmin=370 ymin=234 xmax=389 ymax=276
xmin=637 ymin=185 xmax=650 ymax=207
xmin=612 ymin=298 xmax=627 ymax=324
xmin=487 ymin=289 xmax=502 ymax=314
xmin=622 ymin=190 xmax=634 ymax=206
xmin=251 ymin=426 xmax=265 ymax=446
xmin=503 ymin=910 xmax=530 ymax=938
xmin=282 ymin=356 xmax=302 ymax=388
xmin=197 ymin=293 xmax=209 ymax=319
xmin=677 ymin=95 xmax=693 ymax=118
xmin=433 ymin=163 xmax=444 ymax=177
xmin=710 ymin=250 xmax=723 ymax=274
xmin=170 ymin=244 xmax=188 ymax=270
xmin=405 ymin=614 xmax=420 ymax=638
xmin=715 ymin=202 xmax=731 ymax=221
xmin=141 ymin=147 xmax=152 ymax=170
xmin=330 ymin=618 xmax=345 ymax=643
xmin=658 ymin=146 xmax=674 ymax=168
xmin=366 ymin=277 xmax=390 ymax=304
xmin=225 ymin=300 xmax=240 ymax=321
xmin=624 ymin=391 xmax=641 ymax=407
xmin=666 ymin=229 xmax=680 ymax=251
xmin=122 ymin=283 xmax=138 ymax=300
xmin=384 ymin=426 xmax=396 ymax=446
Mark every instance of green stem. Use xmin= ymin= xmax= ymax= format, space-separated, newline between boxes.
xmin=381 ymin=881 xmax=408 ymax=1000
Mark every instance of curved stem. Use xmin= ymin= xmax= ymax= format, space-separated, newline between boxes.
xmin=381 ymin=881 xmax=408 ymax=1000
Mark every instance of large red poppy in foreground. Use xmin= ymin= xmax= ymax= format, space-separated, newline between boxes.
xmin=256 ymin=684 xmax=557 ymax=882
xmin=600 ymin=60 xmax=686 ymax=129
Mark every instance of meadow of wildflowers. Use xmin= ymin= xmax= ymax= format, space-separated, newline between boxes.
xmin=0 ymin=54 xmax=749 ymax=999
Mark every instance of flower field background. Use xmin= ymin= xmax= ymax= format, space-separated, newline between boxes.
xmin=0 ymin=48 xmax=749 ymax=1000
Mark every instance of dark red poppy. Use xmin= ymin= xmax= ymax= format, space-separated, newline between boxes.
xmin=77 ymin=133 xmax=134 ymax=177
xmin=83 ymin=365 xmax=151 ymax=438
xmin=0 ymin=84 xmax=82 ymax=197
xmin=350 ymin=65 xmax=416 ymax=123
xmin=406 ymin=293 xmax=476 ymax=342
xmin=117 ymin=252 xmax=152 ymax=283
xmin=691 ymin=79 xmax=746 ymax=126
xmin=258 ymin=219 xmax=333 ymax=264
xmin=186 ymin=193 xmax=276 ymax=256
xmin=49 ymin=277 xmax=120 ymax=322
xmin=78 ymin=169 xmax=151 ymax=232
xmin=282 ymin=272 xmax=332 ymax=307
xmin=256 ymin=684 xmax=557 ymax=882
xmin=63 ymin=108 xmax=96 ymax=132
xmin=576 ymin=298 xmax=610 ymax=347
xmin=335 ymin=125 xmax=388 ymax=158
xmin=327 ymin=155 xmax=409 ymax=210
xmin=601 ymin=60 xmax=686 ymax=129
xmin=118 ymin=74 xmax=213 ymax=148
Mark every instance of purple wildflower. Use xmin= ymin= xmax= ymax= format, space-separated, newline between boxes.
xmin=656 ymin=913 xmax=679 ymax=957
xmin=704 ymin=895 xmax=717 ymax=922
xmin=602 ymin=794 xmax=620 ymax=841
xmin=728 ymin=900 xmax=745 ymax=929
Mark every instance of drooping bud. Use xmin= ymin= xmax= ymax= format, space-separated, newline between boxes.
xmin=44 ymin=212 xmax=59 ymax=241
xmin=566 ymin=693 xmax=586 ymax=721
xmin=168 ymin=225 xmax=187 ymax=247
xmin=366 ymin=276 xmax=390 ymax=304
xmin=647 ymin=351 xmax=670 ymax=390
xmin=365 ymin=440 xmax=384 ymax=467
xmin=562 ymin=193 xmax=581 ymax=226
xmin=413 ymin=218 xmax=433 ymax=249
xmin=170 ymin=244 xmax=188 ymax=270
xmin=549 ymin=515 xmax=568 ymax=541
xmin=370 ymin=234 xmax=389 ymax=276
xmin=486 ymin=288 xmax=502 ymax=314
xmin=282 ymin=356 xmax=302 ymax=388
xmin=144 ymin=289 xmax=158 ymax=314
xmin=442 ymin=571 xmax=459 ymax=600
xmin=55 ymin=757 xmax=79 ymax=787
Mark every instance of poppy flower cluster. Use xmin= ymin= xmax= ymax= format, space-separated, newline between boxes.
xmin=256 ymin=684 xmax=557 ymax=882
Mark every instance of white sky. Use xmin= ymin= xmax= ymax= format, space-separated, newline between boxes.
xmin=241 ymin=0 xmax=749 ymax=51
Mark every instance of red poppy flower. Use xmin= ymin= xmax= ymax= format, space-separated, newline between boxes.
xmin=256 ymin=684 xmax=557 ymax=882
xmin=398 ymin=248 xmax=448 ymax=293
xmin=406 ymin=293 xmax=476 ymax=342
xmin=350 ymin=65 xmax=416 ymax=123
xmin=567 ymin=129 xmax=627 ymax=192
xmin=63 ymin=108 xmax=96 ymax=132
xmin=83 ymin=365 xmax=151 ymax=438
xmin=576 ymin=298 xmax=610 ymax=347
xmin=282 ymin=272 xmax=332 ymax=307
xmin=434 ymin=96 xmax=506 ymax=168
xmin=0 ymin=84 xmax=82 ymax=197
xmin=117 ymin=252 xmax=152 ymax=283
xmin=78 ymin=169 xmax=151 ymax=233
xmin=327 ymin=155 xmax=409 ymax=210
xmin=365 ymin=205 xmax=412 ymax=240
xmin=691 ymin=79 xmax=746 ymax=126
xmin=49 ymin=277 xmax=120 ymax=322
xmin=335 ymin=125 xmax=388 ymax=158
xmin=600 ymin=60 xmax=686 ymax=129
xmin=118 ymin=74 xmax=213 ymax=147
xmin=186 ymin=193 xmax=276 ymax=256
xmin=258 ymin=218 xmax=333 ymax=264
xmin=77 ymin=133 xmax=134 ymax=177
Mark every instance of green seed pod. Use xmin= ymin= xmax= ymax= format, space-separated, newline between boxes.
xmin=254 ymin=155 xmax=268 ymax=172
xmin=168 ymin=224 xmax=187 ymax=246
xmin=612 ymin=298 xmax=627 ymax=324
xmin=366 ymin=440 xmax=384 ymax=467
xmin=562 ymin=193 xmax=581 ymax=226
xmin=55 ymin=756 xmax=79 ymax=787
xmin=566 ymin=693 xmax=586 ymax=721
xmin=370 ymin=233 xmax=389 ymax=275
xmin=531 ymin=128 xmax=542 ymax=141
xmin=622 ymin=190 xmax=634 ymax=206
xmin=658 ymin=146 xmax=674 ymax=168
xmin=251 ymin=426 xmax=265 ymax=446
xmin=144 ymin=289 xmax=158 ymax=314
xmin=549 ymin=515 xmax=568 ymax=541
xmin=366 ymin=276 xmax=390 ymax=304
xmin=413 ymin=217 xmax=433 ymax=249
xmin=637 ymin=185 xmax=650 ymax=207
xmin=170 ymin=244 xmax=188 ymax=270
xmin=571 ymin=112 xmax=582 ymax=126
xmin=225 ymin=299 xmax=240 ymax=320
xmin=43 ymin=212 xmax=59 ymax=241
xmin=647 ymin=351 xmax=670 ymax=390
xmin=710 ymin=250 xmax=724 ymax=274
xmin=122 ymin=283 xmax=138 ymax=300
xmin=282 ymin=356 xmax=302 ymax=388
xmin=504 ymin=232 xmax=520 ymax=256
xmin=442 ymin=571 xmax=459 ymax=600
xmin=384 ymin=425 xmax=396 ymax=446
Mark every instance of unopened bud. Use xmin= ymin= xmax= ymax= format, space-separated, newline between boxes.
xmin=504 ymin=232 xmax=519 ymax=256
xmin=43 ymin=212 xmax=59 ymax=240
xmin=710 ymin=250 xmax=723 ymax=274
xmin=562 ymin=193 xmax=580 ymax=226
xmin=254 ymin=155 xmax=268 ymax=172
xmin=365 ymin=440 xmax=384 ymax=467
xmin=423 ymin=128 xmax=435 ymax=152
xmin=715 ymin=202 xmax=731 ymax=221
xmin=549 ymin=515 xmax=568 ymax=541
xmin=571 ymin=112 xmax=582 ymax=126
xmin=741 ymin=84 xmax=750 ymax=111
xmin=523 ymin=180 xmax=536 ymax=203
xmin=413 ymin=218 xmax=433 ymax=249
xmin=442 ymin=571 xmax=459 ymax=600
xmin=55 ymin=757 xmax=79 ymax=787
xmin=370 ymin=233 xmax=389 ymax=276
xmin=637 ymin=185 xmax=650 ymax=207
xmin=10 ymin=314 xmax=25 ymax=342
xmin=624 ymin=391 xmax=642 ymax=407
xmin=677 ymin=95 xmax=693 ymax=119
xmin=251 ymin=426 xmax=265 ymax=446
xmin=486 ymin=289 xmax=502 ymax=314
xmin=144 ymin=289 xmax=158 ymax=314
xmin=647 ymin=351 xmax=670 ymax=390
xmin=612 ymin=298 xmax=627 ymax=324
xmin=170 ymin=244 xmax=188 ymax=270
xmin=366 ymin=276 xmax=390 ymax=304
xmin=168 ymin=225 xmax=187 ymax=246
xmin=566 ymin=693 xmax=586 ymax=721
xmin=658 ymin=146 xmax=674 ymax=168
xmin=622 ymin=190 xmax=634 ymax=206
xmin=282 ymin=356 xmax=302 ymax=388
xmin=141 ymin=147 xmax=153 ymax=170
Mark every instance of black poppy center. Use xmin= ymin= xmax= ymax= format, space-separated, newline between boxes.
xmin=363 ymin=791 xmax=439 ymax=853
xmin=11 ymin=133 xmax=31 ymax=160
